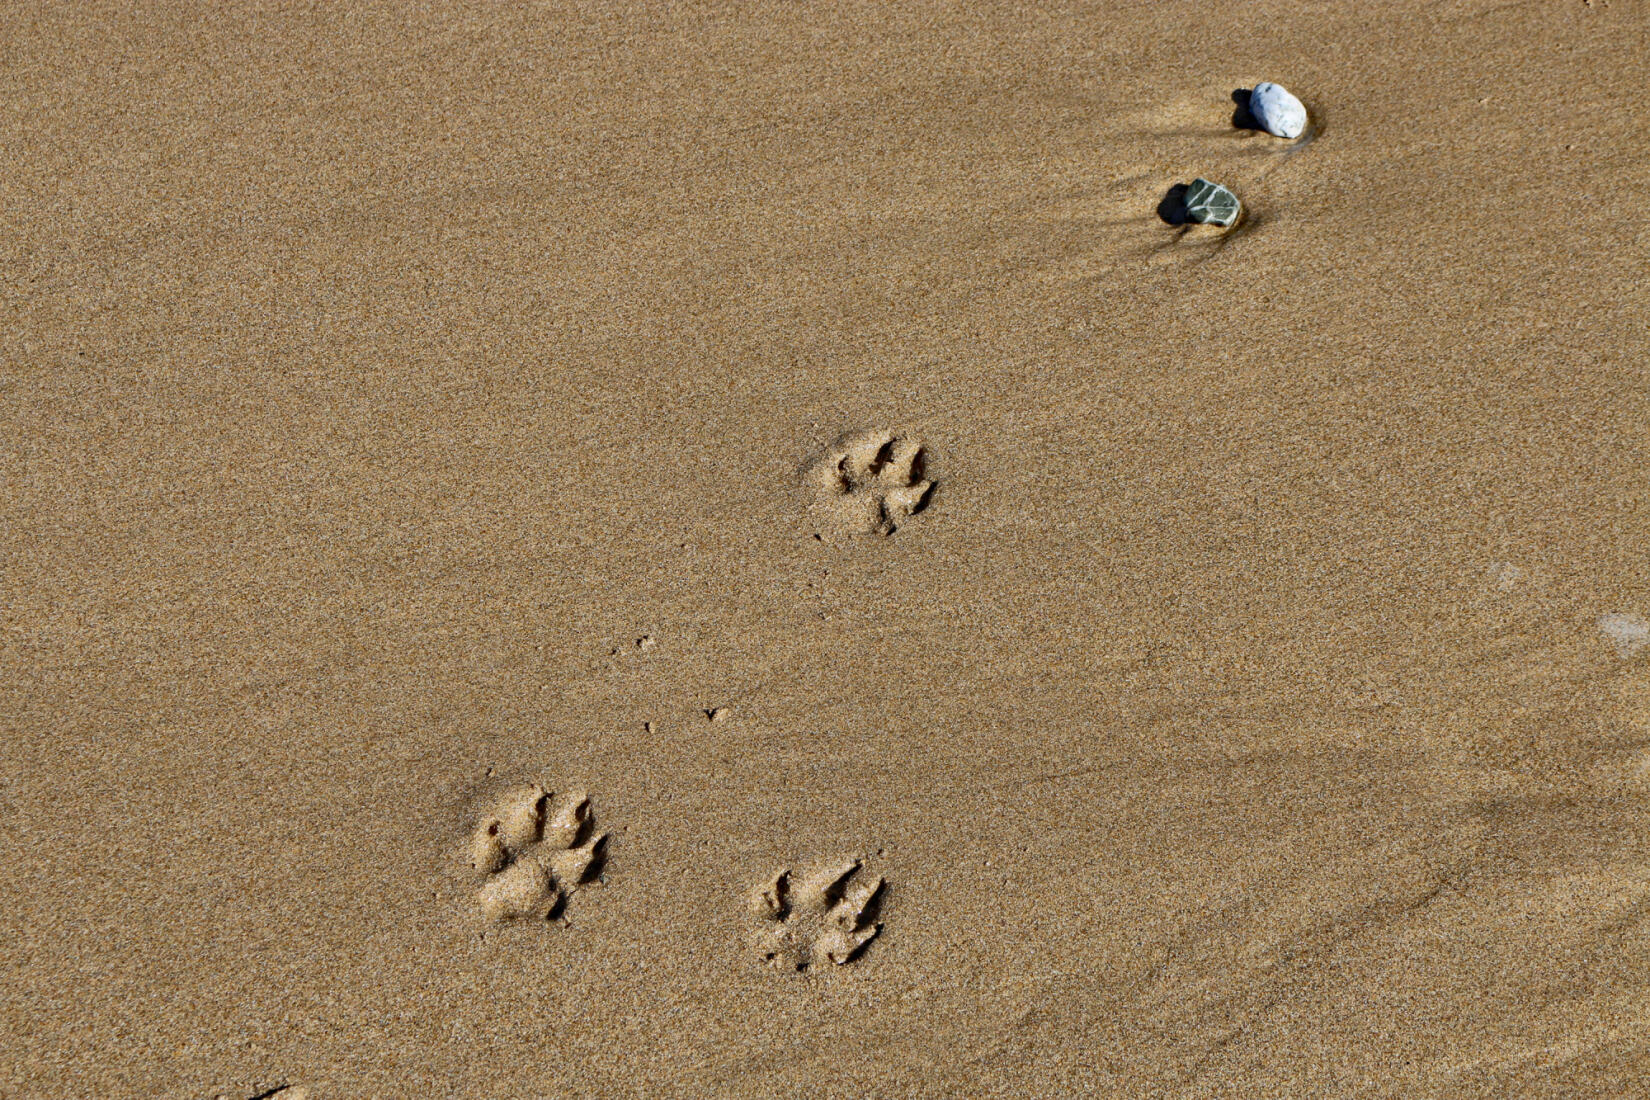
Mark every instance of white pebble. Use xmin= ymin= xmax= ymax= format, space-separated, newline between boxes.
xmin=1250 ymin=82 xmax=1308 ymax=140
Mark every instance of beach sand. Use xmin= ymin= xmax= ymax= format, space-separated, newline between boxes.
xmin=4 ymin=1 xmax=1649 ymax=1095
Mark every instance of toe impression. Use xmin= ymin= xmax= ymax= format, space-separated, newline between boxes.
xmin=470 ymin=818 xmax=509 ymax=874
xmin=547 ymin=831 xmax=607 ymax=889
xmin=495 ymin=784 xmax=548 ymax=852
xmin=791 ymin=859 xmax=861 ymax=916
xmin=543 ymin=792 xmax=590 ymax=849
xmin=812 ymin=922 xmax=882 ymax=966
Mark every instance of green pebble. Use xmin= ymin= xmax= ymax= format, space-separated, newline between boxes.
xmin=1185 ymin=178 xmax=1241 ymax=227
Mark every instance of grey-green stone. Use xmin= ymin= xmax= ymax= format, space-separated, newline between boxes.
xmin=1184 ymin=178 xmax=1240 ymax=227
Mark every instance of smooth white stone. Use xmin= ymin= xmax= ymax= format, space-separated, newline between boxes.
xmin=1250 ymin=81 xmax=1307 ymax=139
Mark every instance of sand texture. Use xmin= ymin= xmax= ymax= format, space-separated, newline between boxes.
xmin=5 ymin=1 xmax=1650 ymax=1096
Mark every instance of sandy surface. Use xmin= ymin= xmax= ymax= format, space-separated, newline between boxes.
xmin=5 ymin=1 xmax=1650 ymax=1096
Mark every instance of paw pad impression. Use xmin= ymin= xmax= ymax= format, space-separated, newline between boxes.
xmin=747 ymin=858 xmax=884 ymax=971
xmin=470 ymin=784 xmax=607 ymax=923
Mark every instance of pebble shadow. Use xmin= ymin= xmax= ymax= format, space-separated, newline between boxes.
xmin=1231 ymin=87 xmax=1262 ymax=131
xmin=1157 ymin=183 xmax=1190 ymax=226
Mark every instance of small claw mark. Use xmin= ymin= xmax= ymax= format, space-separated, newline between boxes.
xmin=813 ymin=922 xmax=881 ymax=967
xmin=905 ymin=444 xmax=927 ymax=485
xmin=542 ymin=888 xmax=567 ymax=922
xmin=865 ymin=436 xmax=897 ymax=478
xmin=751 ymin=868 xmax=790 ymax=920
xmin=910 ymin=479 xmax=935 ymax=515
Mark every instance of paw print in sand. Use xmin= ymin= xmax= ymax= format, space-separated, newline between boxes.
xmin=747 ymin=858 xmax=884 ymax=971
xmin=804 ymin=430 xmax=935 ymax=537
xmin=469 ymin=785 xmax=607 ymax=923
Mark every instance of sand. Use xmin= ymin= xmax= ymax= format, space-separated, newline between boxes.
xmin=4 ymin=0 xmax=1649 ymax=1096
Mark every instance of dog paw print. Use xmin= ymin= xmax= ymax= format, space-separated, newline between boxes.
xmin=469 ymin=784 xmax=607 ymax=923
xmin=804 ymin=430 xmax=935 ymax=537
xmin=746 ymin=858 xmax=884 ymax=971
